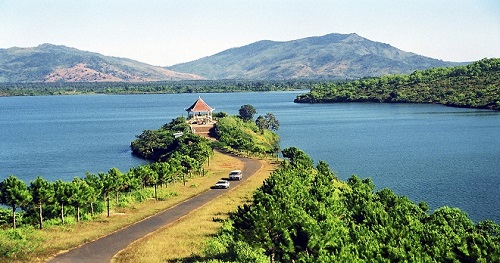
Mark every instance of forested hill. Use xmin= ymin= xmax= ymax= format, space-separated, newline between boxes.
xmin=168 ymin=33 xmax=459 ymax=80
xmin=200 ymin=148 xmax=500 ymax=262
xmin=294 ymin=58 xmax=500 ymax=110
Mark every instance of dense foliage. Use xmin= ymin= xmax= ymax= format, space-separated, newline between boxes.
xmin=200 ymin=147 xmax=500 ymax=262
xmin=295 ymin=58 xmax=500 ymax=110
xmin=131 ymin=117 xmax=194 ymax=161
xmin=0 ymin=79 xmax=314 ymax=96
xmin=214 ymin=116 xmax=280 ymax=156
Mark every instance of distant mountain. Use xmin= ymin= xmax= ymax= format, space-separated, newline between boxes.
xmin=168 ymin=33 xmax=462 ymax=80
xmin=0 ymin=44 xmax=204 ymax=82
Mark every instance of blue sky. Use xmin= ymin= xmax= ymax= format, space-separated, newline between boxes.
xmin=1 ymin=0 xmax=499 ymax=66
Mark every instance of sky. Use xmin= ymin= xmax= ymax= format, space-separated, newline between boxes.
xmin=1 ymin=0 xmax=499 ymax=66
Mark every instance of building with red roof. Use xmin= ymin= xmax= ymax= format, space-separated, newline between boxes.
xmin=185 ymin=97 xmax=214 ymax=124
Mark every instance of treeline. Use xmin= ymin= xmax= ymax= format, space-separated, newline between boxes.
xmin=295 ymin=58 xmax=500 ymax=110
xmin=0 ymin=79 xmax=316 ymax=96
xmin=0 ymin=117 xmax=213 ymax=228
xmin=0 ymin=117 xmax=214 ymax=258
xmin=197 ymin=147 xmax=500 ymax=262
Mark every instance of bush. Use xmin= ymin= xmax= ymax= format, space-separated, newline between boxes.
xmin=0 ymin=226 xmax=42 ymax=259
xmin=132 ymin=188 xmax=154 ymax=202
xmin=0 ymin=207 xmax=11 ymax=227
xmin=215 ymin=116 xmax=279 ymax=156
xmin=0 ymin=208 xmax=26 ymax=229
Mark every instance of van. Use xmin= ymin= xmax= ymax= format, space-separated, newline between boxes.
xmin=229 ymin=170 xmax=242 ymax=180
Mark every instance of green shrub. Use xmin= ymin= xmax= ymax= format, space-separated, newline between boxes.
xmin=132 ymin=188 xmax=154 ymax=202
xmin=0 ymin=226 xmax=42 ymax=259
xmin=215 ymin=116 xmax=279 ymax=156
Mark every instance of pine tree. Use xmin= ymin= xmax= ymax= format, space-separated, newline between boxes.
xmin=0 ymin=175 xmax=31 ymax=229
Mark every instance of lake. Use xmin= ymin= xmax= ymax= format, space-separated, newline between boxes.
xmin=0 ymin=92 xmax=499 ymax=223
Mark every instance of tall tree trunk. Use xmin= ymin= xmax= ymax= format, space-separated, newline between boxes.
xmin=61 ymin=203 xmax=65 ymax=224
xmin=38 ymin=202 xmax=43 ymax=229
xmin=107 ymin=197 xmax=110 ymax=217
xmin=12 ymin=206 xmax=16 ymax=229
xmin=90 ymin=202 xmax=94 ymax=217
xmin=77 ymin=206 xmax=80 ymax=222
xmin=154 ymin=184 xmax=157 ymax=200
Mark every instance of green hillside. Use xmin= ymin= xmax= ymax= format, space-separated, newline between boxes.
xmin=295 ymin=58 xmax=500 ymax=110
xmin=198 ymin=148 xmax=500 ymax=262
xmin=168 ymin=33 xmax=460 ymax=80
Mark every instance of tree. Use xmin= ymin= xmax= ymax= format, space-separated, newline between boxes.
xmin=0 ymin=175 xmax=31 ymax=229
xmin=145 ymin=166 xmax=159 ymax=199
xmin=130 ymin=129 xmax=174 ymax=160
xmin=186 ymin=137 xmax=212 ymax=170
xmin=281 ymin=147 xmax=314 ymax=169
xmin=53 ymin=180 xmax=72 ymax=224
xmin=29 ymin=176 xmax=54 ymax=229
xmin=238 ymin=104 xmax=257 ymax=121
xmin=255 ymin=115 xmax=266 ymax=132
xmin=99 ymin=172 xmax=114 ymax=217
xmin=71 ymin=177 xmax=92 ymax=222
xmin=213 ymin=111 xmax=228 ymax=119
xmin=151 ymin=161 xmax=175 ymax=188
xmin=122 ymin=170 xmax=141 ymax=193
xmin=256 ymin=113 xmax=280 ymax=132
xmin=84 ymin=172 xmax=102 ymax=217
xmin=264 ymin=113 xmax=280 ymax=131
xmin=108 ymin=167 xmax=124 ymax=204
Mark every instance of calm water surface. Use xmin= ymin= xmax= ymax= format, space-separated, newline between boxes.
xmin=0 ymin=92 xmax=499 ymax=223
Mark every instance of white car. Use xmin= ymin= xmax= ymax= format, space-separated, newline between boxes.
xmin=229 ymin=170 xmax=243 ymax=180
xmin=214 ymin=180 xmax=230 ymax=189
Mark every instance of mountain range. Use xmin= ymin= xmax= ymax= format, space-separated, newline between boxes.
xmin=0 ymin=44 xmax=203 ymax=82
xmin=169 ymin=33 xmax=460 ymax=80
xmin=0 ymin=33 xmax=462 ymax=82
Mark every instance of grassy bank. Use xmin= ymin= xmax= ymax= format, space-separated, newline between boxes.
xmin=112 ymin=157 xmax=278 ymax=262
xmin=5 ymin=151 xmax=244 ymax=262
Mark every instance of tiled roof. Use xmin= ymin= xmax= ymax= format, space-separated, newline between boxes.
xmin=186 ymin=97 xmax=214 ymax=112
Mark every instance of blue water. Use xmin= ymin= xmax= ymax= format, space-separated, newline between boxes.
xmin=0 ymin=92 xmax=499 ymax=223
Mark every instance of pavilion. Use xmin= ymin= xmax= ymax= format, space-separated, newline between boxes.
xmin=185 ymin=97 xmax=214 ymax=125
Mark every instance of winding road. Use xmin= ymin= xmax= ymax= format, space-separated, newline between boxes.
xmin=48 ymin=155 xmax=262 ymax=263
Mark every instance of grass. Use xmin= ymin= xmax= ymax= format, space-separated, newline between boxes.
xmin=112 ymin=157 xmax=278 ymax=262
xmin=4 ymin=151 xmax=247 ymax=263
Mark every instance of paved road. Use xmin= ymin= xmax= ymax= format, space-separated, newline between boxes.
xmin=48 ymin=155 xmax=262 ymax=263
